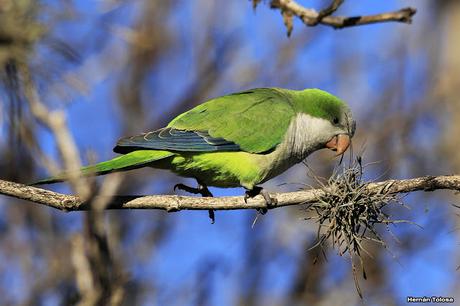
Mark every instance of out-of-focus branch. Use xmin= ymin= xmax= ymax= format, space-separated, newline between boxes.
xmin=18 ymin=64 xmax=127 ymax=305
xmin=19 ymin=66 xmax=90 ymax=199
xmin=270 ymin=0 xmax=416 ymax=30
xmin=75 ymin=174 xmax=125 ymax=306
xmin=0 ymin=175 xmax=459 ymax=211
xmin=71 ymin=234 xmax=98 ymax=306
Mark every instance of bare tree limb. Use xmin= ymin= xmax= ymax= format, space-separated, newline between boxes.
xmin=270 ymin=0 xmax=416 ymax=29
xmin=0 ymin=175 xmax=459 ymax=212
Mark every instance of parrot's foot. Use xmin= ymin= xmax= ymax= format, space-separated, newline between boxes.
xmin=174 ymin=183 xmax=213 ymax=197
xmin=173 ymin=182 xmax=215 ymax=224
xmin=244 ymin=186 xmax=277 ymax=214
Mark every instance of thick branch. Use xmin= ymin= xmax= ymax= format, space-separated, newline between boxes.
xmin=270 ymin=0 xmax=416 ymax=29
xmin=0 ymin=175 xmax=459 ymax=212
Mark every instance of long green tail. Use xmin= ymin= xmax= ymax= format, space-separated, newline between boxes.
xmin=32 ymin=150 xmax=174 ymax=185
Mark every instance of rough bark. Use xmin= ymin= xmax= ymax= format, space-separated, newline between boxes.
xmin=1 ymin=175 xmax=458 ymax=212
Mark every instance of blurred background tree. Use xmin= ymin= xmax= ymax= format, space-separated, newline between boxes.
xmin=0 ymin=1 xmax=458 ymax=305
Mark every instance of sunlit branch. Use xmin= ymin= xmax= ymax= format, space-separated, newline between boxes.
xmin=0 ymin=174 xmax=458 ymax=212
xmin=270 ymin=0 xmax=416 ymax=30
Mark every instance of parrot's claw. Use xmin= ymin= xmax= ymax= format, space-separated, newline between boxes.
xmin=173 ymin=183 xmax=213 ymax=197
xmin=244 ymin=186 xmax=277 ymax=214
xmin=173 ymin=182 xmax=215 ymax=224
xmin=208 ymin=209 xmax=215 ymax=224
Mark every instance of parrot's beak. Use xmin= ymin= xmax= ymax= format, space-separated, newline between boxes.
xmin=325 ymin=134 xmax=351 ymax=156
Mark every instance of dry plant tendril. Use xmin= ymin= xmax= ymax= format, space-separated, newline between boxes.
xmin=304 ymin=156 xmax=413 ymax=298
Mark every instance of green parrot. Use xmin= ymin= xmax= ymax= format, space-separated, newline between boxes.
xmin=35 ymin=88 xmax=355 ymax=215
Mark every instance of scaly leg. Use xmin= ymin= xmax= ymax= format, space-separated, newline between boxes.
xmin=174 ymin=180 xmax=215 ymax=223
xmin=244 ymin=186 xmax=277 ymax=214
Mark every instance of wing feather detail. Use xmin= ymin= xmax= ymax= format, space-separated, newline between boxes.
xmin=113 ymin=88 xmax=296 ymax=154
xmin=114 ymin=128 xmax=240 ymax=153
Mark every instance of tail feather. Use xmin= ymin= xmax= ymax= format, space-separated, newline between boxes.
xmin=32 ymin=150 xmax=174 ymax=185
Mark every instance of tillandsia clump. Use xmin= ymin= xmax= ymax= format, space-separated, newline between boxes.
xmin=304 ymin=156 xmax=410 ymax=298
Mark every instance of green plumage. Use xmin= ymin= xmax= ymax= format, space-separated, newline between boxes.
xmin=33 ymin=150 xmax=173 ymax=185
xmin=167 ymin=88 xmax=295 ymax=153
xmin=34 ymin=88 xmax=354 ymax=190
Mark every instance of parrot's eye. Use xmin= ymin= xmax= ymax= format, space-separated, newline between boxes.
xmin=333 ymin=117 xmax=339 ymax=124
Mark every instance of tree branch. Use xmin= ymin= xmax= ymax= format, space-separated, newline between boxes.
xmin=270 ymin=0 xmax=416 ymax=29
xmin=310 ymin=0 xmax=344 ymax=26
xmin=1 ymin=174 xmax=459 ymax=212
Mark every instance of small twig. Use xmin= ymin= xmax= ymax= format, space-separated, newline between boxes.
xmin=0 ymin=174 xmax=459 ymax=212
xmin=270 ymin=0 xmax=416 ymax=29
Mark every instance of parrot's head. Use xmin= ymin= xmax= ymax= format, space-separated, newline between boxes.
xmin=294 ymin=88 xmax=356 ymax=156
xmin=322 ymin=106 xmax=355 ymax=156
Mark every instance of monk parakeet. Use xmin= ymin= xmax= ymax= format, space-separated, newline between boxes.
xmin=35 ymin=88 xmax=355 ymax=215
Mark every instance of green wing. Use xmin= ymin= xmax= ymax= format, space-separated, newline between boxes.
xmin=115 ymin=88 xmax=296 ymax=154
xmin=170 ymin=88 xmax=296 ymax=152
